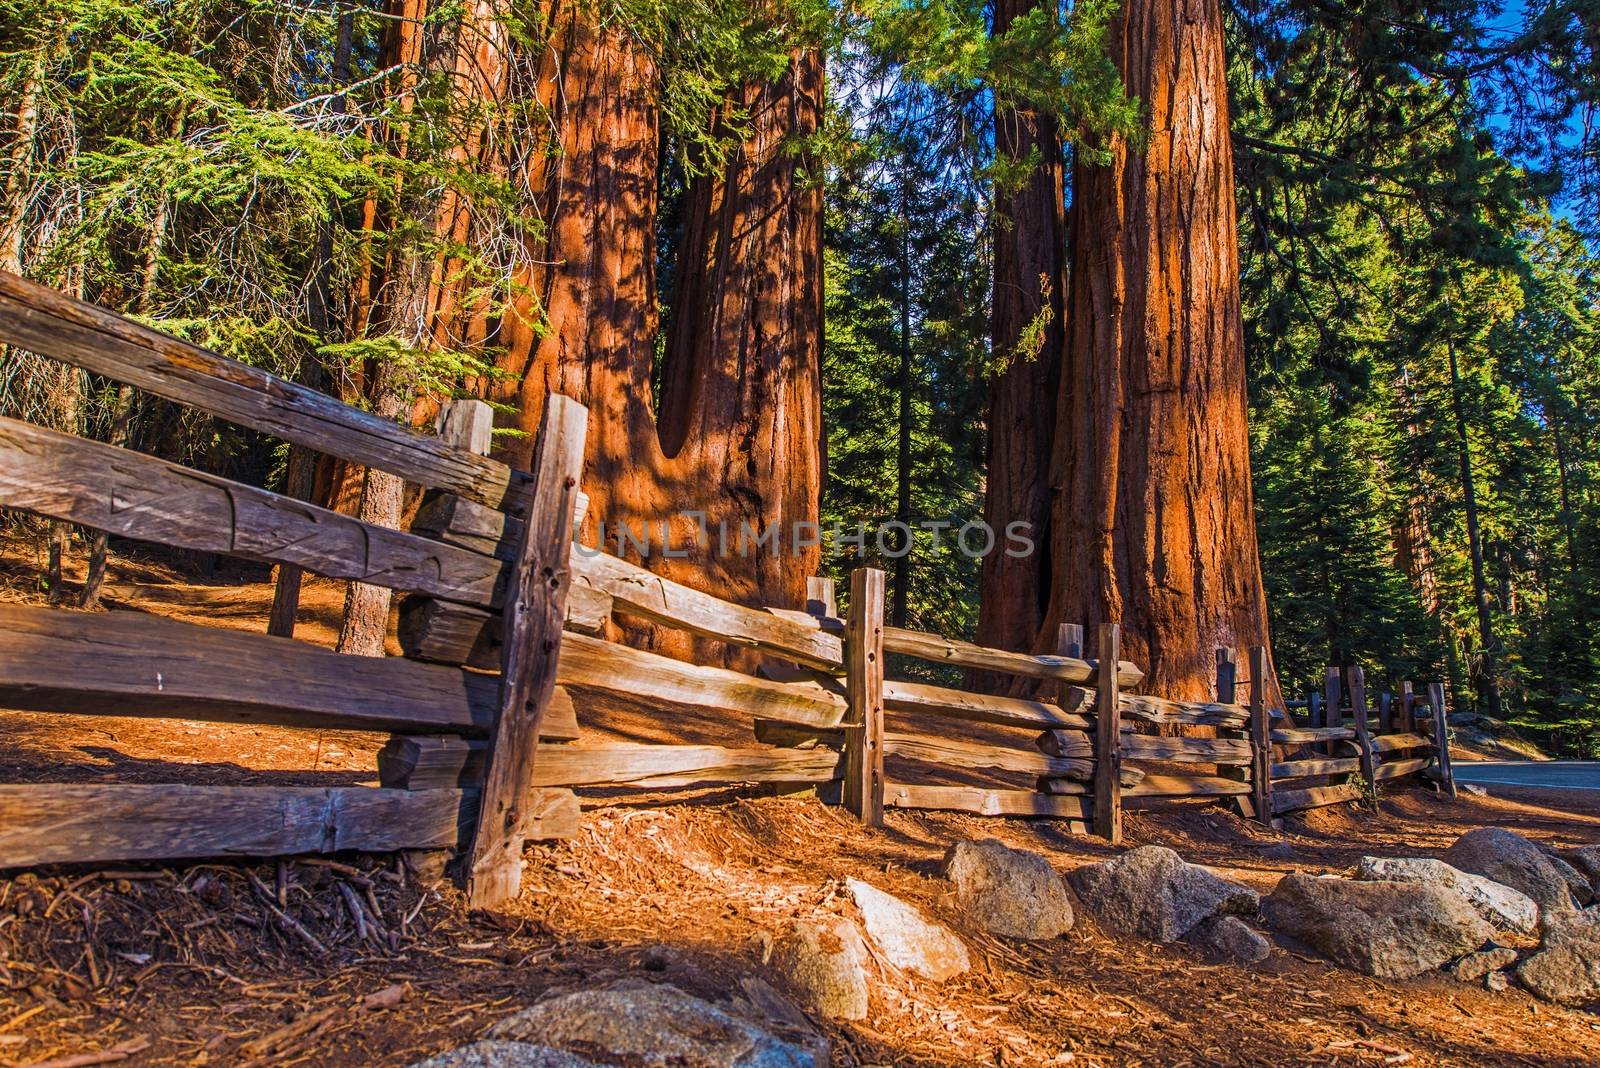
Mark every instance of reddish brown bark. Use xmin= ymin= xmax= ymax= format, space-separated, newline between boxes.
xmin=1041 ymin=0 xmax=1278 ymax=702
xmin=976 ymin=0 xmax=1069 ymax=660
xmin=482 ymin=14 xmax=824 ymax=659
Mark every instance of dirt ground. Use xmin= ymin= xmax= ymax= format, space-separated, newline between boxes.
xmin=3 ymin=538 xmax=1600 ymax=1067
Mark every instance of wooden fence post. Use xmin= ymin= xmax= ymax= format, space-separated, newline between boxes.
xmin=1399 ymin=680 xmax=1416 ymax=734
xmin=1249 ymin=646 xmax=1272 ymax=823
xmin=1216 ymin=647 xmax=1238 ymax=704
xmin=843 ymin=567 xmax=886 ymax=826
xmin=1378 ymin=691 xmax=1394 ymax=734
xmin=1307 ymin=689 xmax=1322 ymax=731
xmin=1428 ymin=680 xmax=1458 ymax=798
xmin=1348 ymin=665 xmax=1376 ymax=796
xmin=463 ymin=394 xmax=586 ymax=908
xmin=1323 ymin=667 xmax=1342 ymax=757
xmin=382 ymin=398 xmax=492 ymax=801
xmin=1093 ymin=623 xmax=1122 ymax=843
xmin=806 ymin=576 xmax=838 ymax=619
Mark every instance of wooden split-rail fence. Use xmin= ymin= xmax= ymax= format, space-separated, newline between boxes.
xmin=0 ymin=274 xmax=1456 ymax=904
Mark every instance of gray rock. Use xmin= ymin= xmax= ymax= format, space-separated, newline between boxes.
xmin=1262 ymin=873 xmax=1493 ymax=979
xmin=769 ymin=916 xmax=870 ymax=1021
xmin=941 ymin=839 xmax=1074 ymax=940
xmin=1516 ymin=926 xmax=1600 ymax=1005
xmin=1188 ymin=915 xmax=1271 ymax=964
xmin=1447 ymin=946 xmax=1519 ymax=983
xmin=1536 ymin=842 xmax=1594 ymax=905
xmin=411 ymin=1043 xmax=599 ymax=1068
xmin=1462 ymin=784 xmax=1489 ymax=798
xmin=1566 ymin=845 xmax=1600 ymax=888
xmin=489 ymin=980 xmax=827 ymax=1068
xmin=1354 ymin=856 xmax=1539 ymax=936
xmin=1065 ymin=846 xmax=1258 ymax=943
xmin=1442 ymin=828 xmax=1583 ymax=924
xmin=1486 ymin=970 xmax=1510 ymax=992
xmin=845 ymin=878 xmax=969 ymax=982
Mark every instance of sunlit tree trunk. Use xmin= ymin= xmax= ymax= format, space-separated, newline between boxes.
xmin=1042 ymin=0 xmax=1278 ymax=702
xmin=487 ymin=26 xmax=824 ymax=662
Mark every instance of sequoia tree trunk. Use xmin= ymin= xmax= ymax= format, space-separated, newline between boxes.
xmin=1042 ymin=0 xmax=1278 ymax=703
xmin=482 ymin=10 xmax=824 ymax=661
xmin=654 ymin=47 xmax=825 ymax=622
xmin=976 ymin=0 xmax=1068 ymax=659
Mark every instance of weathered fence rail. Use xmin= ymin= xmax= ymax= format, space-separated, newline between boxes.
xmin=0 ymin=272 xmax=1461 ymax=896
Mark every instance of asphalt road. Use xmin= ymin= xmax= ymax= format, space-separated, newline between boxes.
xmin=1453 ymin=761 xmax=1600 ymax=791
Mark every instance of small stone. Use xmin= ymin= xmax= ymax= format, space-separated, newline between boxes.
xmin=1066 ymin=846 xmax=1258 ymax=943
xmin=1485 ymin=970 xmax=1509 ymax=993
xmin=1188 ymin=915 xmax=1271 ymax=964
xmin=941 ymin=839 xmax=1074 ymax=940
xmin=1447 ymin=946 xmax=1519 ymax=983
xmin=769 ymin=916 xmax=870 ymax=1021
xmin=1462 ymin=784 xmax=1488 ymax=797
xmin=845 ymin=878 xmax=969 ymax=982
xmin=490 ymin=979 xmax=827 ymax=1068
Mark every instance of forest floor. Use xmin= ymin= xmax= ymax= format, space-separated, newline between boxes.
xmin=1 ymin=537 xmax=1598 ymax=1067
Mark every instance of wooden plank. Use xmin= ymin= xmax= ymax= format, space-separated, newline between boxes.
xmin=1270 ymin=726 xmax=1356 ymax=744
xmin=1428 ymin=681 xmax=1457 ymax=798
xmin=383 ymin=737 xmax=841 ymax=790
xmin=1093 ymin=623 xmax=1122 ymax=843
xmin=1249 ymin=646 xmax=1273 ymax=821
xmin=753 ymin=720 xmax=843 ymax=749
xmin=1033 ymin=729 xmax=1095 ymax=759
xmin=1061 ymin=687 xmax=1249 ymax=728
xmin=0 ymin=783 xmax=576 ymax=868
xmin=886 ymin=733 xmax=1093 ymax=780
xmin=883 ymin=782 xmax=1092 ymax=822
xmin=1272 ymin=781 xmax=1364 ymax=815
xmin=0 ymin=602 xmax=500 ymax=733
xmin=397 ymin=587 xmax=611 ymax=668
xmin=883 ymin=680 xmax=1092 ymax=731
xmin=557 ymin=631 xmax=847 ymax=727
xmin=412 ymin=494 xmax=842 ymax=671
xmin=842 ymin=568 xmax=887 ymax=825
xmin=1370 ymin=732 xmax=1430 ymax=754
xmin=1124 ymin=773 xmax=1251 ymax=798
xmin=464 ymin=395 xmax=585 ymax=908
xmin=1271 ymin=757 xmax=1362 ymax=780
xmin=882 ymin=626 xmax=1143 ymax=687
xmin=0 ymin=271 xmax=523 ymax=510
xmin=0 ymin=416 xmax=505 ymax=607
xmin=0 ymin=784 xmax=467 ymax=868
xmin=1348 ymin=664 xmax=1376 ymax=795
xmin=1118 ymin=733 xmax=1254 ymax=766
xmin=1378 ymin=691 xmax=1394 ymax=733
xmin=1374 ymin=756 xmax=1431 ymax=781
xmin=1037 ymin=766 xmax=1145 ymax=793
xmin=572 ymin=550 xmax=844 ymax=672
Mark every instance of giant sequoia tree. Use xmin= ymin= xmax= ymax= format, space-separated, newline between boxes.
xmin=975 ymin=0 xmax=1069 ymax=659
xmin=481 ymin=5 xmax=825 ymax=658
xmin=1039 ymin=0 xmax=1276 ymax=700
